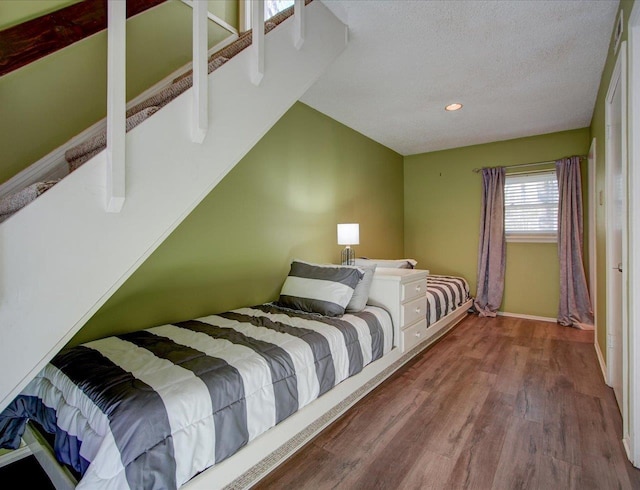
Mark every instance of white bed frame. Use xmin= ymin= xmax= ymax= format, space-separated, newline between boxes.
xmin=0 ymin=274 xmax=473 ymax=490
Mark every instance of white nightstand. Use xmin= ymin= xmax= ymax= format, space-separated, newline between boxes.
xmin=367 ymin=268 xmax=428 ymax=352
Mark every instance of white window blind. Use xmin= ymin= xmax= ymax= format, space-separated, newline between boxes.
xmin=504 ymin=171 xmax=559 ymax=242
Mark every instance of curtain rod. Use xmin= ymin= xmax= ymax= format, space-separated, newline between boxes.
xmin=472 ymin=155 xmax=586 ymax=173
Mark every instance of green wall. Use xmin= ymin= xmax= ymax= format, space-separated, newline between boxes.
xmin=590 ymin=0 xmax=634 ymax=361
xmin=208 ymin=0 xmax=239 ymax=29
xmin=70 ymin=102 xmax=404 ymax=345
xmin=0 ymin=0 xmax=82 ymax=30
xmin=404 ymin=128 xmax=591 ymax=318
xmin=0 ymin=0 xmax=237 ymax=184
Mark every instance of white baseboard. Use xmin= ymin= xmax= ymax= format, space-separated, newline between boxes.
xmin=595 ymin=339 xmax=609 ymax=386
xmin=623 ymin=436 xmax=632 ymax=464
xmin=497 ymin=311 xmax=557 ymax=323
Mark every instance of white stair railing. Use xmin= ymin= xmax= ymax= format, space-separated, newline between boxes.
xmin=294 ymin=0 xmax=305 ymax=49
xmin=191 ymin=0 xmax=209 ymax=143
xmin=106 ymin=0 xmax=126 ymax=213
xmin=251 ymin=0 xmax=265 ymax=85
xmin=0 ymin=11 xmax=239 ymax=204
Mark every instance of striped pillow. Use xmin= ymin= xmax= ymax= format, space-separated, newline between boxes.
xmin=277 ymin=260 xmax=364 ymax=317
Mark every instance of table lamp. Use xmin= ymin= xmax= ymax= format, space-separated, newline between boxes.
xmin=337 ymin=223 xmax=359 ymax=265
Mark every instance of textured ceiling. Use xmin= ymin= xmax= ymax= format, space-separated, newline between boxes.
xmin=300 ymin=0 xmax=619 ymax=156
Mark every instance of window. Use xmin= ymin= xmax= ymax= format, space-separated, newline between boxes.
xmin=241 ymin=1 xmax=295 ymax=31
xmin=265 ymin=0 xmax=294 ymax=20
xmin=504 ymin=171 xmax=559 ymax=242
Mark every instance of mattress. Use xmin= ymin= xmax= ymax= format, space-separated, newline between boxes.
xmin=426 ymin=275 xmax=471 ymax=326
xmin=0 ymin=303 xmax=393 ymax=490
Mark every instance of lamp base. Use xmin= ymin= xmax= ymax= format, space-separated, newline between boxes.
xmin=341 ymin=246 xmax=355 ymax=266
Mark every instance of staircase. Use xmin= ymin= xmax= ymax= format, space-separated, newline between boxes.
xmin=0 ymin=1 xmax=347 ymax=413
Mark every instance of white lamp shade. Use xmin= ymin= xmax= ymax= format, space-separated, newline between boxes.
xmin=337 ymin=223 xmax=359 ymax=245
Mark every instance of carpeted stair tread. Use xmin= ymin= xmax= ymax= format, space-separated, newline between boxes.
xmin=0 ymin=180 xmax=60 ymax=223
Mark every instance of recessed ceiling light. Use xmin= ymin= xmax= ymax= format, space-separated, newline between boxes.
xmin=445 ymin=103 xmax=463 ymax=111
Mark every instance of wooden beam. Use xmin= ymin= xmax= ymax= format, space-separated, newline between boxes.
xmin=0 ymin=0 xmax=167 ymax=77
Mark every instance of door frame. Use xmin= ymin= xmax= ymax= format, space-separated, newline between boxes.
xmin=628 ymin=2 xmax=640 ymax=467
xmin=605 ymin=39 xmax=629 ymax=451
xmin=588 ymin=138 xmax=597 ymax=333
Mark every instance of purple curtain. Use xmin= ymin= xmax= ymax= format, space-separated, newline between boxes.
xmin=474 ymin=167 xmax=506 ymax=317
xmin=556 ymin=157 xmax=594 ymax=327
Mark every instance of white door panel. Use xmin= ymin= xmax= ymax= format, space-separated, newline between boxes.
xmin=606 ymin=43 xmax=627 ymax=415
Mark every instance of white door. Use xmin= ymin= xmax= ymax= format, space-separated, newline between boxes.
xmin=606 ymin=44 xmax=627 ymax=413
xmin=628 ymin=4 xmax=640 ymax=466
xmin=610 ymin=81 xmax=623 ymax=409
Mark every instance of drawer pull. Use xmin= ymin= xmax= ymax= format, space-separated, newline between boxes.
xmin=415 ymin=332 xmax=421 ymax=338
xmin=415 ymin=307 xmax=421 ymax=314
xmin=415 ymin=285 xmax=422 ymax=293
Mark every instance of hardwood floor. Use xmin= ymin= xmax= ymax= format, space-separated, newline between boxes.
xmin=253 ymin=315 xmax=640 ymax=490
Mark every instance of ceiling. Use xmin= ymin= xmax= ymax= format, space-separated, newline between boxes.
xmin=300 ymin=0 xmax=619 ymax=156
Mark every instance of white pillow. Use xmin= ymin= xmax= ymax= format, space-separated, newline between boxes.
xmin=345 ymin=263 xmax=377 ymax=312
xmin=354 ymin=258 xmax=417 ymax=269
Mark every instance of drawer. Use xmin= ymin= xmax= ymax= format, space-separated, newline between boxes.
xmin=402 ymin=319 xmax=427 ymax=352
xmin=401 ymin=278 xmax=427 ymax=302
xmin=401 ymin=296 xmax=427 ymax=328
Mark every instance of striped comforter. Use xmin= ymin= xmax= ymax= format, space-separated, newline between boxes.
xmin=426 ymin=275 xmax=471 ymax=327
xmin=0 ymin=304 xmax=393 ymax=490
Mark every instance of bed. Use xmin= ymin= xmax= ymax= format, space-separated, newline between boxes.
xmin=0 ymin=302 xmax=393 ymax=490
xmin=425 ymin=274 xmax=472 ymax=327
xmin=354 ymin=258 xmax=473 ymax=332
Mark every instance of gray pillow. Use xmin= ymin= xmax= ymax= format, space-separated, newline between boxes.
xmin=346 ymin=264 xmax=377 ymax=312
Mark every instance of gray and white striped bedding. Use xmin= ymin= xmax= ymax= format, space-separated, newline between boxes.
xmin=278 ymin=260 xmax=363 ymax=317
xmin=426 ymin=275 xmax=471 ymax=327
xmin=0 ymin=303 xmax=393 ymax=490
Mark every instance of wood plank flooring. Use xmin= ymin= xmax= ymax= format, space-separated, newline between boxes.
xmin=253 ymin=315 xmax=640 ymax=490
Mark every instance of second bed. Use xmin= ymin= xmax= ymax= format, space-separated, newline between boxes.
xmin=425 ymin=274 xmax=471 ymax=327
